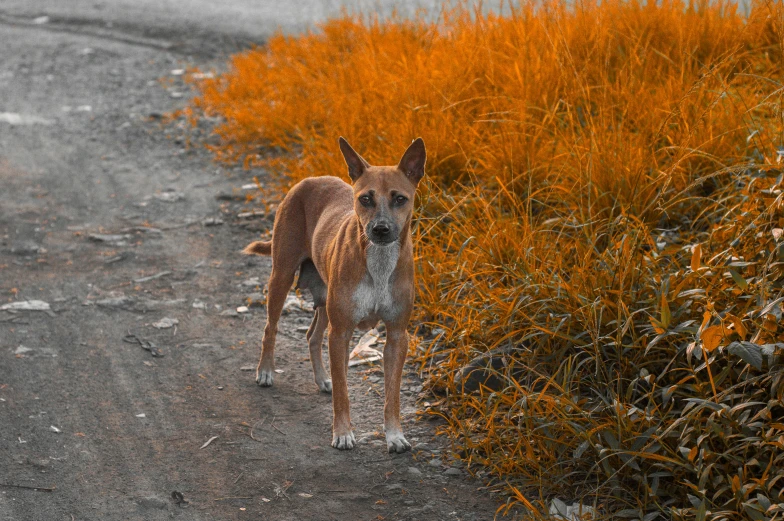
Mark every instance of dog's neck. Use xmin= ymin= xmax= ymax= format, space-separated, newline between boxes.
xmin=365 ymin=242 xmax=400 ymax=291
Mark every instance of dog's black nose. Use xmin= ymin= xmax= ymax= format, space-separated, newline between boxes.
xmin=373 ymin=223 xmax=390 ymax=236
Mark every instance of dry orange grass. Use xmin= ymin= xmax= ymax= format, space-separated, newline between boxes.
xmin=185 ymin=1 xmax=784 ymax=518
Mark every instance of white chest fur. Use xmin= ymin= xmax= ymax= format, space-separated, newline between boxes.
xmin=353 ymin=243 xmax=400 ymax=322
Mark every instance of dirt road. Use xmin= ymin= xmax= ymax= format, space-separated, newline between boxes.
xmin=0 ymin=5 xmax=499 ymax=521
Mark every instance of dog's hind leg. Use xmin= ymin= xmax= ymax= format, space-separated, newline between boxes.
xmin=306 ymin=307 xmax=331 ymax=393
xmin=256 ymin=266 xmax=297 ymax=387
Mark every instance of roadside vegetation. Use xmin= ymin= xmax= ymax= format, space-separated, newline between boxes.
xmin=184 ymin=1 xmax=784 ymax=518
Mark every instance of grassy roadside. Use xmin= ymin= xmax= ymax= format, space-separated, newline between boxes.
xmin=184 ymin=1 xmax=784 ymax=518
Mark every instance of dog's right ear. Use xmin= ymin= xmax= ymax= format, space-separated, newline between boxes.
xmin=338 ymin=137 xmax=370 ymax=182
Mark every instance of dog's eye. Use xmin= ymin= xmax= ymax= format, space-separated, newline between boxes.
xmin=358 ymin=195 xmax=373 ymax=206
xmin=394 ymin=195 xmax=408 ymax=205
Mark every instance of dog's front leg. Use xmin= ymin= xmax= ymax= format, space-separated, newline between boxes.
xmin=328 ymin=326 xmax=355 ymax=449
xmin=383 ymin=327 xmax=412 ymax=453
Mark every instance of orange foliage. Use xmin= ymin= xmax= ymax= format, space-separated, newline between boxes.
xmin=186 ymin=1 xmax=784 ymax=518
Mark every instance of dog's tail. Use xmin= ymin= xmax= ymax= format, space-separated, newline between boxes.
xmin=243 ymin=240 xmax=272 ymax=256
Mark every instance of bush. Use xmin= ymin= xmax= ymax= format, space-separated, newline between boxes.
xmin=185 ymin=1 xmax=784 ymax=518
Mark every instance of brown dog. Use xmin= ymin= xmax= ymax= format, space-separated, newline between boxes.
xmin=243 ymin=137 xmax=426 ymax=453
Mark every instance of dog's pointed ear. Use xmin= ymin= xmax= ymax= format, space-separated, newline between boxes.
xmin=338 ymin=137 xmax=370 ymax=182
xmin=397 ymin=138 xmax=426 ymax=186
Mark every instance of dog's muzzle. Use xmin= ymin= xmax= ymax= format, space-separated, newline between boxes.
xmin=368 ymin=221 xmax=397 ymax=245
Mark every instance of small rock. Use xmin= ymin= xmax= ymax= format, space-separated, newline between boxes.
xmin=192 ymin=343 xmax=220 ymax=349
xmin=236 ymin=306 xmax=249 ymax=314
xmin=428 ymin=458 xmax=442 ymax=468
xmin=1 ymin=300 xmax=51 ymax=312
xmin=241 ymin=277 xmax=262 ymax=287
xmin=192 ymin=299 xmax=206 ymax=309
xmin=152 ymin=191 xmax=185 ymax=203
xmin=13 ymin=345 xmax=34 ymax=355
xmin=219 ymin=309 xmax=239 ymax=318
xmin=136 ymin=413 xmax=146 ymax=418
xmin=88 ymin=233 xmax=132 ymax=245
xmin=240 ymin=365 xmax=255 ymax=371
xmin=202 ymin=217 xmax=224 ymax=226
xmin=152 ymin=317 xmax=179 ymax=329
xmin=49 ymin=425 xmax=62 ymax=433
xmin=443 ymin=467 xmax=461 ymax=476
xmin=33 ymin=16 xmax=50 ymax=24
xmin=386 ymin=483 xmax=404 ymax=491
xmin=0 ymin=113 xmax=53 ymax=126
xmin=407 ymin=467 xmax=422 ymax=476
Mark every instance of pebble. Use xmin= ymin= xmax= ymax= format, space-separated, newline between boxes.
xmin=202 ymin=217 xmax=224 ymax=226
xmin=241 ymin=278 xmax=262 ymax=287
xmin=152 ymin=191 xmax=185 ymax=202
xmin=152 ymin=317 xmax=178 ymax=329
xmin=407 ymin=467 xmax=422 ymax=476
xmin=428 ymin=458 xmax=442 ymax=468
xmin=444 ymin=467 xmax=461 ymax=476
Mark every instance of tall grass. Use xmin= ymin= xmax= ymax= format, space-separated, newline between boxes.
xmin=185 ymin=1 xmax=784 ymax=518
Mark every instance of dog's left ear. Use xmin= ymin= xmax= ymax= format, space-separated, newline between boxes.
xmin=397 ymin=138 xmax=426 ymax=186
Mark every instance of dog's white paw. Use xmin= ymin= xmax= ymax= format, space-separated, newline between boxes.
xmin=386 ymin=431 xmax=411 ymax=454
xmin=331 ymin=431 xmax=356 ymax=450
xmin=256 ymin=369 xmax=274 ymax=387
xmin=317 ymin=379 xmax=332 ymax=393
